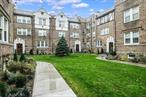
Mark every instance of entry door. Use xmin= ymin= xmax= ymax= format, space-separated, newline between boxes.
xmin=76 ymin=44 xmax=79 ymax=52
xmin=109 ymin=42 xmax=113 ymax=52
xmin=17 ymin=43 xmax=23 ymax=54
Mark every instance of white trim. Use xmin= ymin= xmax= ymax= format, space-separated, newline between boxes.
xmin=14 ymin=38 xmax=25 ymax=53
xmin=106 ymin=36 xmax=114 ymax=53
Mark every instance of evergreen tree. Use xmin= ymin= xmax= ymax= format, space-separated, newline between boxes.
xmin=19 ymin=53 xmax=26 ymax=62
xmin=13 ymin=50 xmax=18 ymax=62
xmin=55 ymin=36 xmax=69 ymax=56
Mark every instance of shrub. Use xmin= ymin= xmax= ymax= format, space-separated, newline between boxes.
xmin=7 ymin=63 xmax=21 ymax=73
xmin=9 ymin=88 xmax=18 ymax=95
xmin=15 ymin=74 xmax=27 ymax=88
xmin=29 ymin=49 xmax=34 ymax=55
xmin=139 ymin=55 xmax=146 ymax=64
xmin=0 ymin=71 xmax=8 ymax=81
xmin=21 ymin=64 xmax=35 ymax=75
xmin=55 ymin=36 xmax=70 ymax=56
xmin=13 ymin=51 xmax=18 ymax=62
xmin=19 ymin=54 xmax=26 ymax=62
xmin=120 ymin=55 xmax=128 ymax=61
xmin=109 ymin=51 xmax=116 ymax=56
xmin=0 ymin=82 xmax=8 ymax=97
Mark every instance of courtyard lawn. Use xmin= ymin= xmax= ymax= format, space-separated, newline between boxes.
xmin=32 ymin=54 xmax=146 ymax=97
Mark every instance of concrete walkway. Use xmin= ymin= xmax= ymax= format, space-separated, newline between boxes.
xmin=32 ymin=62 xmax=77 ymax=97
xmin=96 ymin=57 xmax=146 ymax=68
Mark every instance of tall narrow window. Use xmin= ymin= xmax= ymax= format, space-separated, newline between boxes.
xmin=0 ymin=29 xmax=2 ymax=40
xmin=133 ymin=31 xmax=139 ymax=43
xmin=124 ymin=32 xmax=131 ymax=44
xmin=4 ymin=31 xmax=7 ymax=42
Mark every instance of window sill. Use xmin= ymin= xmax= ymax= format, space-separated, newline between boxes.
xmin=124 ymin=43 xmax=139 ymax=46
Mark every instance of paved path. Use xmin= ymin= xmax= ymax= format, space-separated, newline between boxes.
xmin=32 ymin=62 xmax=77 ymax=97
xmin=96 ymin=57 xmax=146 ymax=68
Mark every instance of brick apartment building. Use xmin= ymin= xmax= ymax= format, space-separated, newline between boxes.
xmin=115 ymin=0 xmax=146 ymax=56
xmin=1 ymin=0 xmax=146 ymax=65
xmin=96 ymin=8 xmax=115 ymax=53
xmin=86 ymin=13 xmax=98 ymax=53
xmin=13 ymin=9 xmax=86 ymax=54
xmin=0 ymin=0 xmax=14 ymax=64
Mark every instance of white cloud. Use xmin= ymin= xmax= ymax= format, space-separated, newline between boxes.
xmin=47 ymin=0 xmax=82 ymax=9
xmin=98 ymin=9 xmax=104 ymax=12
xmin=13 ymin=0 xmax=43 ymax=4
xmin=72 ymin=3 xmax=89 ymax=8
xmin=48 ymin=11 xmax=56 ymax=14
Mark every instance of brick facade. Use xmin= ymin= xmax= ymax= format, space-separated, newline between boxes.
xmin=115 ymin=0 xmax=146 ymax=55
xmin=0 ymin=0 xmax=14 ymax=64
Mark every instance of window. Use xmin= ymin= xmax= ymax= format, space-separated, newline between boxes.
xmin=0 ymin=15 xmax=9 ymax=42
xmin=124 ymin=32 xmax=131 ymax=44
xmin=124 ymin=6 xmax=139 ymax=23
xmin=133 ymin=31 xmax=139 ymax=43
xmin=0 ymin=16 xmax=2 ymax=28
xmin=100 ymin=28 xmax=109 ymax=35
xmin=97 ymin=40 xmax=102 ymax=47
xmin=37 ymin=41 xmax=48 ymax=48
xmin=59 ymin=21 xmax=65 ymax=28
xmin=17 ymin=16 xmax=31 ymax=24
xmin=4 ymin=31 xmax=7 ymax=42
xmin=38 ymin=30 xmax=47 ymax=36
xmin=59 ymin=32 xmax=65 ymax=37
xmin=39 ymin=18 xmax=46 ymax=25
xmin=72 ymin=32 xmax=79 ymax=38
xmin=124 ymin=31 xmax=139 ymax=45
xmin=0 ymin=29 xmax=2 ymax=40
xmin=17 ymin=29 xmax=22 ymax=35
xmin=17 ymin=28 xmax=32 ymax=35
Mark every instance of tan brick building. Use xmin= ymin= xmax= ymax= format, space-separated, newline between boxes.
xmin=86 ymin=13 xmax=98 ymax=53
xmin=96 ymin=8 xmax=115 ymax=53
xmin=115 ymin=0 xmax=146 ymax=56
xmin=13 ymin=9 xmax=34 ymax=54
xmin=69 ymin=16 xmax=84 ymax=52
xmin=0 ymin=0 xmax=14 ymax=64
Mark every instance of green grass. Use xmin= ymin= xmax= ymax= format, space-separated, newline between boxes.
xmin=32 ymin=54 xmax=146 ymax=97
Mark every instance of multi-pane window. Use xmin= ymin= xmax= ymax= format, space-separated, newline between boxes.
xmin=124 ymin=6 xmax=139 ymax=23
xmin=100 ymin=28 xmax=109 ymax=35
xmin=17 ymin=16 xmax=31 ymax=24
xmin=0 ymin=16 xmax=2 ymax=28
xmin=59 ymin=32 xmax=65 ymax=37
xmin=71 ymin=32 xmax=79 ymax=38
xmin=70 ymin=23 xmax=79 ymax=29
xmin=39 ymin=18 xmax=46 ymax=25
xmin=133 ymin=31 xmax=139 ymax=43
xmin=124 ymin=32 xmax=131 ymax=44
xmin=96 ymin=40 xmax=102 ymax=47
xmin=0 ymin=29 xmax=2 ymax=40
xmin=97 ymin=12 xmax=114 ymax=25
xmin=0 ymin=15 xmax=8 ymax=42
xmin=17 ymin=28 xmax=32 ymax=35
xmin=38 ymin=30 xmax=47 ymax=36
xmin=124 ymin=31 xmax=139 ymax=45
xmin=59 ymin=21 xmax=65 ymax=28
xmin=37 ymin=41 xmax=48 ymax=48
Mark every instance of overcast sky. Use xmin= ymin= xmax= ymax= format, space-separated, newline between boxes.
xmin=13 ymin=0 xmax=115 ymax=17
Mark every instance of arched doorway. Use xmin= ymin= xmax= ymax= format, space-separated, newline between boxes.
xmin=75 ymin=40 xmax=81 ymax=52
xmin=14 ymin=38 xmax=25 ymax=54
xmin=107 ymin=36 xmax=115 ymax=53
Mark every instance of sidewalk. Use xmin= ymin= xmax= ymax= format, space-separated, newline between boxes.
xmin=32 ymin=62 xmax=77 ymax=97
xmin=96 ymin=57 xmax=146 ymax=68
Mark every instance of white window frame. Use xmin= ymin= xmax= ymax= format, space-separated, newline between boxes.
xmin=124 ymin=31 xmax=139 ymax=45
xmin=124 ymin=6 xmax=139 ymax=23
